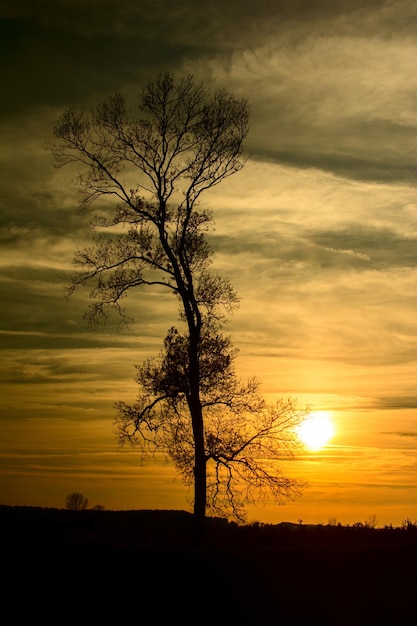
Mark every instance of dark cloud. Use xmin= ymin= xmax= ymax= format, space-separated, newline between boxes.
xmin=0 ymin=265 xmax=176 ymax=349
xmin=211 ymin=224 xmax=417 ymax=271
xmin=378 ymin=397 xmax=417 ymax=410
xmin=0 ymin=17 xmax=178 ymax=114
xmin=2 ymin=0 xmax=415 ymax=115
xmin=310 ymin=226 xmax=417 ymax=269
xmin=2 ymin=0 xmax=411 ymax=33
xmin=251 ymin=147 xmax=417 ymax=185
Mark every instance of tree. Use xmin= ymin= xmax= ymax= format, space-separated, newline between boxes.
xmin=54 ymin=73 xmax=307 ymax=544
xmin=65 ymin=492 xmax=89 ymax=511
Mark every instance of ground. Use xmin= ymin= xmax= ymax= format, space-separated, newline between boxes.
xmin=2 ymin=506 xmax=416 ymax=624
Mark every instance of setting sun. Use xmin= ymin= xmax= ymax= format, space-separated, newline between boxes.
xmin=296 ymin=412 xmax=334 ymax=451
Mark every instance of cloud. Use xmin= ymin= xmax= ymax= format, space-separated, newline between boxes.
xmin=181 ymin=2 xmax=416 ymax=183
xmin=378 ymin=397 xmax=417 ymax=410
xmin=311 ymin=226 xmax=417 ymax=270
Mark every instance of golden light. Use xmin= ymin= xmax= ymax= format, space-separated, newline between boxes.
xmin=296 ymin=411 xmax=334 ymax=451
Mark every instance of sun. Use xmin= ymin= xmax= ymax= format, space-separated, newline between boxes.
xmin=296 ymin=412 xmax=334 ymax=451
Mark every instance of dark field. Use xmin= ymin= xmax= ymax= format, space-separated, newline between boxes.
xmin=2 ymin=505 xmax=416 ymax=624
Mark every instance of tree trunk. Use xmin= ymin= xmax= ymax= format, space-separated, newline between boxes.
xmin=193 ymin=428 xmax=206 ymax=547
xmin=188 ymin=330 xmax=206 ymax=548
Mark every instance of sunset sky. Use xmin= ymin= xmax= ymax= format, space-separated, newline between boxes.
xmin=1 ymin=0 xmax=416 ymax=526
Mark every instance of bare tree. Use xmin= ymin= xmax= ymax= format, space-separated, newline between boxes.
xmin=54 ymin=73 xmax=307 ymax=543
xmin=65 ymin=492 xmax=89 ymax=511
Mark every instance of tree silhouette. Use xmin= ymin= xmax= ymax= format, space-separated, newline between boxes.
xmin=54 ymin=73 xmax=307 ymax=543
xmin=65 ymin=492 xmax=88 ymax=511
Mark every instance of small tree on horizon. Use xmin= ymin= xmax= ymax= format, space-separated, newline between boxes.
xmin=53 ymin=72 xmax=308 ymax=544
xmin=65 ymin=492 xmax=89 ymax=511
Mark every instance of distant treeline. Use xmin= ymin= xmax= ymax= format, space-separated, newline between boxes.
xmin=1 ymin=504 xmax=416 ymax=552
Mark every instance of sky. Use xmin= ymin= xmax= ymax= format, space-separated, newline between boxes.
xmin=0 ymin=0 xmax=416 ymax=526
